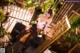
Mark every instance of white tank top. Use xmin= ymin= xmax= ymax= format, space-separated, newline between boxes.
xmin=37 ymin=18 xmax=47 ymax=29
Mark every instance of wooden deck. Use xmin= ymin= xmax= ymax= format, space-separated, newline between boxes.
xmin=33 ymin=3 xmax=74 ymax=53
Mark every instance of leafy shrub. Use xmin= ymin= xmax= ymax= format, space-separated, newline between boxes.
xmin=65 ymin=36 xmax=79 ymax=43
xmin=0 ymin=9 xmax=5 ymax=23
xmin=70 ymin=16 xmax=80 ymax=29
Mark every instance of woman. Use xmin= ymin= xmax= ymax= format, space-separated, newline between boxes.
xmin=37 ymin=14 xmax=50 ymax=31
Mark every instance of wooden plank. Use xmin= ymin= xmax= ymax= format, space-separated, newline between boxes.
xmin=68 ymin=43 xmax=80 ymax=53
xmin=72 ymin=10 xmax=80 ymax=16
xmin=52 ymin=3 xmax=74 ymax=24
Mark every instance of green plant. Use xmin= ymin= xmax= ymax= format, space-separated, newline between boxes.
xmin=0 ymin=27 xmax=11 ymax=47
xmin=64 ymin=16 xmax=80 ymax=35
xmin=0 ymin=28 xmax=4 ymax=37
xmin=41 ymin=0 xmax=54 ymax=13
xmin=70 ymin=16 xmax=80 ymax=29
xmin=7 ymin=0 xmax=14 ymax=3
xmin=65 ymin=36 xmax=79 ymax=42
xmin=63 ymin=16 xmax=80 ymax=44
xmin=0 ymin=28 xmax=8 ymax=37
xmin=24 ymin=0 xmax=39 ymax=8
xmin=52 ymin=2 xmax=64 ymax=13
xmin=41 ymin=0 xmax=64 ymax=13
xmin=0 ymin=9 xmax=11 ymax=38
xmin=0 ymin=9 xmax=5 ymax=23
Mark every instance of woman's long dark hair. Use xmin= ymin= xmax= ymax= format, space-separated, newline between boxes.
xmin=48 ymin=9 xmax=53 ymax=17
